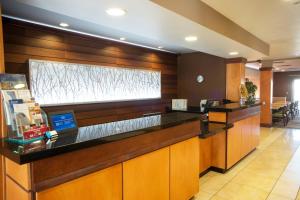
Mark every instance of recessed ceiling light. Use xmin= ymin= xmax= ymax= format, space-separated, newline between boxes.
xmin=106 ymin=8 xmax=127 ymax=16
xmin=59 ymin=22 xmax=69 ymax=27
xmin=120 ymin=37 xmax=126 ymax=41
xmin=185 ymin=36 xmax=198 ymax=42
xmin=158 ymin=46 xmax=163 ymax=49
xmin=229 ymin=51 xmax=239 ymax=56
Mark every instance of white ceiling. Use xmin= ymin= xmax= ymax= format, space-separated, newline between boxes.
xmin=202 ymin=0 xmax=300 ymax=60
xmin=0 ymin=0 xmax=267 ymax=60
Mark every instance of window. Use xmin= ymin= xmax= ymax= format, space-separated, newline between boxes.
xmin=293 ymin=79 xmax=300 ymax=102
xmin=29 ymin=59 xmax=161 ymax=105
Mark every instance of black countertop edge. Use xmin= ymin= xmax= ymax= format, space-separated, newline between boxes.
xmin=0 ymin=112 xmax=202 ymax=164
xmin=208 ymin=102 xmax=261 ymax=112
xmin=199 ymin=123 xmax=234 ymax=139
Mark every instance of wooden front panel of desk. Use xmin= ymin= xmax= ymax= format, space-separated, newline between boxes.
xmin=170 ymin=137 xmax=199 ymax=200
xmin=199 ymin=131 xmax=226 ymax=174
xmin=4 ymin=121 xmax=200 ymax=200
xmin=227 ymin=114 xmax=260 ymax=169
xmin=36 ymin=164 xmax=122 ymax=200
xmin=123 ymin=147 xmax=170 ymax=200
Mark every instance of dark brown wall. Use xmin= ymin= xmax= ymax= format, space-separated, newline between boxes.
xmin=273 ymin=71 xmax=300 ymax=101
xmin=3 ymin=18 xmax=177 ymax=127
xmin=177 ymin=52 xmax=226 ymax=106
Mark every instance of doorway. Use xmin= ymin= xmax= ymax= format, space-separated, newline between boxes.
xmin=293 ymin=79 xmax=300 ymax=102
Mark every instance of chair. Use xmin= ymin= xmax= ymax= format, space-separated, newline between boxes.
xmin=289 ymin=102 xmax=295 ymax=120
xmin=272 ymin=106 xmax=289 ymax=126
xmin=295 ymin=101 xmax=299 ymax=116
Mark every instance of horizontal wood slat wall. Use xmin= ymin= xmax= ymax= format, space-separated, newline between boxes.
xmin=3 ymin=18 xmax=178 ymax=127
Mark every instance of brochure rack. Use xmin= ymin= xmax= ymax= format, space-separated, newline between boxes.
xmin=0 ymin=74 xmax=49 ymax=144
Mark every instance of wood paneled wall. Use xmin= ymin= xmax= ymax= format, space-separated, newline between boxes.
xmin=2 ymin=18 xmax=177 ymax=127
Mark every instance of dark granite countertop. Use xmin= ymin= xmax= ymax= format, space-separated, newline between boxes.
xmin=199 ymin=122 xmax=233 ymax=139
xmin=208 ymin=102 xmax=261 ymax=112
xmin=0 ymin=112 xmax=202 ymax=164
xmin=168 ymin=109 xmax=232 ymax=138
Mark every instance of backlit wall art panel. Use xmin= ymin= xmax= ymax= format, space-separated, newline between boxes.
xmin=29 ymin=59 xmax=161 ymax=105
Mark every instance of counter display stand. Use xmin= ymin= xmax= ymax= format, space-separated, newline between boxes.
xmin=0 ymin=74 xmax=49 ymax=144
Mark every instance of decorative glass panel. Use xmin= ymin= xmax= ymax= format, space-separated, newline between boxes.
xmin=29 ymin=59 xmax=161 ymax=105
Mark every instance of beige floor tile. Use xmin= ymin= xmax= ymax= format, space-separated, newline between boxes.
xmin=196 ymin=127 xmax=300 ymax=199
xmin=200 ymin=175 xmax=230 ymax=195
xmin=271 ymin=179 xmax=299 ymax=199
xmin=231 ymin=170 xmax=277 ymax=192
xmin=200 ymin=174 xmax=212 ymax=185
xmin=266 ymin=193 xmax=294 ymax=200
xmin=194 ymin=190 xmax=214 ymax=200
xmin=213 ymin=182 xmax=269 ymax=200
xmin=297 ymin=191 xmax=300 ymax=200
xmin=279 ymin=169 xmax=300 ymax=185
xmin=242 ymin=166 xmax=284 ymax=179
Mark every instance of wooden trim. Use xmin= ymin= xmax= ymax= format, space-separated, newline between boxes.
xmin=0 ymin=7 xmax=6 ymax=200
xmin=260 ymin=123 xmax=272 ymax=127
xmin=226 ymin=57 xmax=247 ymax=64
xmin=259 ymin=67 xmax=273 ymax=71
xmin=31 ymin=121 xmax=200 ymax=192
xmin=208 ymin=112 xmax=227 ymax=123
xmin=227 ymin=106 xmax=261 ymax=123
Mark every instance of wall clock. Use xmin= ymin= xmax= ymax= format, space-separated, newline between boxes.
xmin=196 ymin=75 xmax=204 ymax=83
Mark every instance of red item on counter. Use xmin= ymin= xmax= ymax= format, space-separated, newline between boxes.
xmin=23 ymin=125 xmax=49 ymax=140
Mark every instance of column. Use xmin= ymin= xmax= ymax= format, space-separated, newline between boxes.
xmin=260 ymin=60 xmax=273 ymax=127
xmin=226 ymin=58 xmax=247 ymax=102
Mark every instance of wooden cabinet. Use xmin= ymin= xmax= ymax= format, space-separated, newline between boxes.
xmin=36 ymin=164 xmax=122 ymax=200
xmin=199 ymin=137 xmax=212 ymax=173
xmin=6 ymin=176 xmax=31 ymax=200
xmin=227 ymin=120 xmax=242 ymax=168
xmin=170 ymin=137 xmax=199 ymax=200
xmin=227 ymin=114 xmax=260 ymax=169
xmin=199 ymin=132 xmax=226 ymax=174
xmin=211 ymin=132 xmax=226 ymax=169
xmin=251 ymin=114 xmax=260 ymax=148
xmin=123 ymin=148 xmax=170 ymax=200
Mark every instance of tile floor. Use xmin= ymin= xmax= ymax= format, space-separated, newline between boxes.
xmin=195 ymin=127 xmax=300 ymax=200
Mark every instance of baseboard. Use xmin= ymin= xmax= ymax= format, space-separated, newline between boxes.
xmin=260 ymin=123 xmax=272 ymax=127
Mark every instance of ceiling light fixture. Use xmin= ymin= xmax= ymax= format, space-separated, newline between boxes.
xmin=106 ymin=8 xmax=127 ymax=16
xmin=185 ymin=36 xmax=198 ymax=42
xmin=120 ymin=37 xmax=126 ymax=41
xmin=14 ymin=83 xmax=26 ymax=89
xmin=229 ymin=51 xmax=239 ymax=56
xmin=59 ymin=22 xmax=69 ymax=27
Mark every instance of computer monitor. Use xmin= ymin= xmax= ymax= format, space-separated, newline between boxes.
xmin=48 ymin=110 xmax=78 ymax=133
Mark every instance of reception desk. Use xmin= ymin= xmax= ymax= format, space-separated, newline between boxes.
xmin=199 ymin=103 xmax=261 ymax=174
xmin=0 ymin=112 xmax=201 ymax=200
